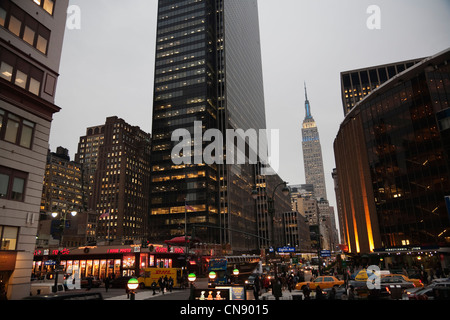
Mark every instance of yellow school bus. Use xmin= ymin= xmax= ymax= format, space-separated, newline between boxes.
xmin=137 ymin=268 xmax=182 ymax=289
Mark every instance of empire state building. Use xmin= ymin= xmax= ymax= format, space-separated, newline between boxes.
xmin=301 ymin=84 xmax=328 ymax=201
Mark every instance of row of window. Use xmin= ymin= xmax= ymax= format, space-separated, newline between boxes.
xmin=157 ymin=18 xmax=205 ymax=36
xmin=154 ymin=104 xmax=206 ymax=120
xmin=0 ymin=108 xmax=35 ymax=149
xmin=1 ymin=1 xmax=50 ymax=55
xmin=158 ymin=0 xmax=203 ymax=14
xmin=157 ymin=33 xmax=205 ymax=52
xmin=156 ymin=67 xmax=205 ymax=84
xmin=158 ymin=9 xmax=205 ymax=28
xmin=156 ymin=59 xmax=205 ymax=77
xmin=156 ymin=41 xmax=205 ymax=60
xmin=32 ymin=0 xmax=55 ymax=15
xmin=158 ymin=25 xmax=205 ymax=44
xmin=1 ymin=49 xmax=44 ymax=96
xmin=155 ymin=76 xmax=205 ymax=93
xmin=159 ymin=1 xmax=203 ymax=20
xmin=156 ymin=50 xmax=204 ymax=67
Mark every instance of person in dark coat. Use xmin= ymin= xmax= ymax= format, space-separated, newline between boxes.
xmin=272 ymin=277 xmax=282 ymax=300
xmin=151 ymin=280 xmax=158 ymax=295
xmin=328 ymin=286 xmax=336 ymax=300
xmin=302 ymin=283 xmax=311 ymax=300
xmin=253 ymin=275 xmax=261 ymax=300
xmin=315 ymin=285 xmax=323 ymax=300
xmin=104 ymin=276 xmax=110 ymax=292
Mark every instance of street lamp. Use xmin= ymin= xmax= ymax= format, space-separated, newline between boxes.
xmin=49 ymin=206 xmax=78 ymax=292
xmin=127 ymin=278 xmax=139 ymax=300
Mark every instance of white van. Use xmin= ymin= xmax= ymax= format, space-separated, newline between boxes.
xmin=30 ymin=282 xmax=65 ymax=296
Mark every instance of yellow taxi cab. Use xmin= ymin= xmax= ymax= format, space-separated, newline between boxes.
xmin=381 ymin=274 xmax=423 ymax=287
xmin=295 ymin=276 xmax=344 ymax=290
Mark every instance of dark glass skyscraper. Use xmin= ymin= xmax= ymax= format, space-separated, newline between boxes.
xmin=149 ymin=0 xmax=267 ymax=252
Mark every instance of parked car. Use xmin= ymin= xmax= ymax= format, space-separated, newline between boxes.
xmin=110 ymin=276 xmax=134 ymax=288
xmin=371 ymin=276 xmax=415 ymax=299
xmin=295 ymin=276 xmax=344 ymax=290
xmin=245 ymin=273 xmax=261 ymax=289
xmin=30 ymin=282 xmax=65 ymax=296
xmin=348 ymin=280 xmax=370 ymax=299
xmin=81 ymin=276 xmax=102 ymax=288
xmin=407 ymin=281 xmax=450 ymax=300
xmin=24 ymin=292 xmax=103 ymax=300
xmin=323 ymin=284 xmax=347 ymax=299
xmin=382 ymin=273 xmax=423 ymax=287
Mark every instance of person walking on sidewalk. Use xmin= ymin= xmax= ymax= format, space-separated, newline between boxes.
xmin=104 ymin=276 xmax=110 ymax=292
xmin=151 ymin=280 xmax=158 ymax=295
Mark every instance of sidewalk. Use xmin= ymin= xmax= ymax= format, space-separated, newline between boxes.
xmin=105 ymin=290 xmax=178 ymax=300
xmin=260 ymin=289 xmax=305 ymax=300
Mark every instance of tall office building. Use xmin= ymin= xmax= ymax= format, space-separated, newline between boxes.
xmin=340 ymin=58 xmax=424 ymax=116
xmin=76 ymin=117 xmax=152 ymax=245
xmin=40 ymin=147 xmax=82 ymax=216
xmin=150 ymin=0 xmax=269 ymax=251
xmin=334 ymin=48 xmax=450 ymax=257
xmin=75 ymin=123 xmax=105 ymax=211
xmin=0 ymin=0 xmax=68 ymax=299
xmin=301 ymin=84 xmax=328 ymax=201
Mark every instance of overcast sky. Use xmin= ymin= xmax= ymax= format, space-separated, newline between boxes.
xmin=51 ymin=0 xmax=450 ymax=216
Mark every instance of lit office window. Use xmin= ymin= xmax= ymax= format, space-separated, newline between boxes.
xmin=0 ymin=62 xmax=13 ymax=81
xmin=36 ymin=34 xmax=48 ymax=54
xmin=29 ymin=77 xmax=41 ymax=96
xmin=15 ymin=70 xmax=27 ymax=89
xmin=43 ymin=0 xmax=54 ymax=15
xmin=23 ymin=25 xmax=35 ymax=45
xmin=8 ymin=15 xmax=21 ymax=37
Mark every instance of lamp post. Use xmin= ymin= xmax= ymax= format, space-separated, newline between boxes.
xmin=233 ymin=268 xmax=239 ymax=284
xmin=208 ymin=271 xmax=216 ymax=287
xmin=252 ymin=181 xmax=289 ymax=275
xmin=50 ymin=206 xmax=78 ymax=293
xmin=127 ymin=278 xmax=139 ymax=300
xmin=188 ymin=273 xmax=196 ymax=300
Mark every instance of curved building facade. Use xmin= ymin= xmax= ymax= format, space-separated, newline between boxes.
xmin=334 ymin=48 xmax=450 ymax=254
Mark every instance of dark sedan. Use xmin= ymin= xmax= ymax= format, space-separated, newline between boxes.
xmin=110 ymin=276 xmax=134 ymax=288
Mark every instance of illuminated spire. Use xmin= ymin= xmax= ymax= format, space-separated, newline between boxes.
xmin=304 ymin=82 xmax=312 ymax=119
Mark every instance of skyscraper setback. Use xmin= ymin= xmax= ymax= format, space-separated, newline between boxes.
xmin=149 ymin=0 xmax=269 ymax=251
xmin=301 ymin=84 xmax=327 ymax=201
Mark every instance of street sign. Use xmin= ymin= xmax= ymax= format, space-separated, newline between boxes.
xmin=320 ymin=250 xmax=331 ymax=257
xmin=277 ymin=246 xmax=295 ymax=253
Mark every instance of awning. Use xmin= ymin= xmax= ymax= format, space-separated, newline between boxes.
xmin=164 ymin=236 xmax=200 ymax=245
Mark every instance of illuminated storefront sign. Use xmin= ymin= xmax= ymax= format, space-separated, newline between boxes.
xmin=107 ymin=248 xmax=133 ymax=254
